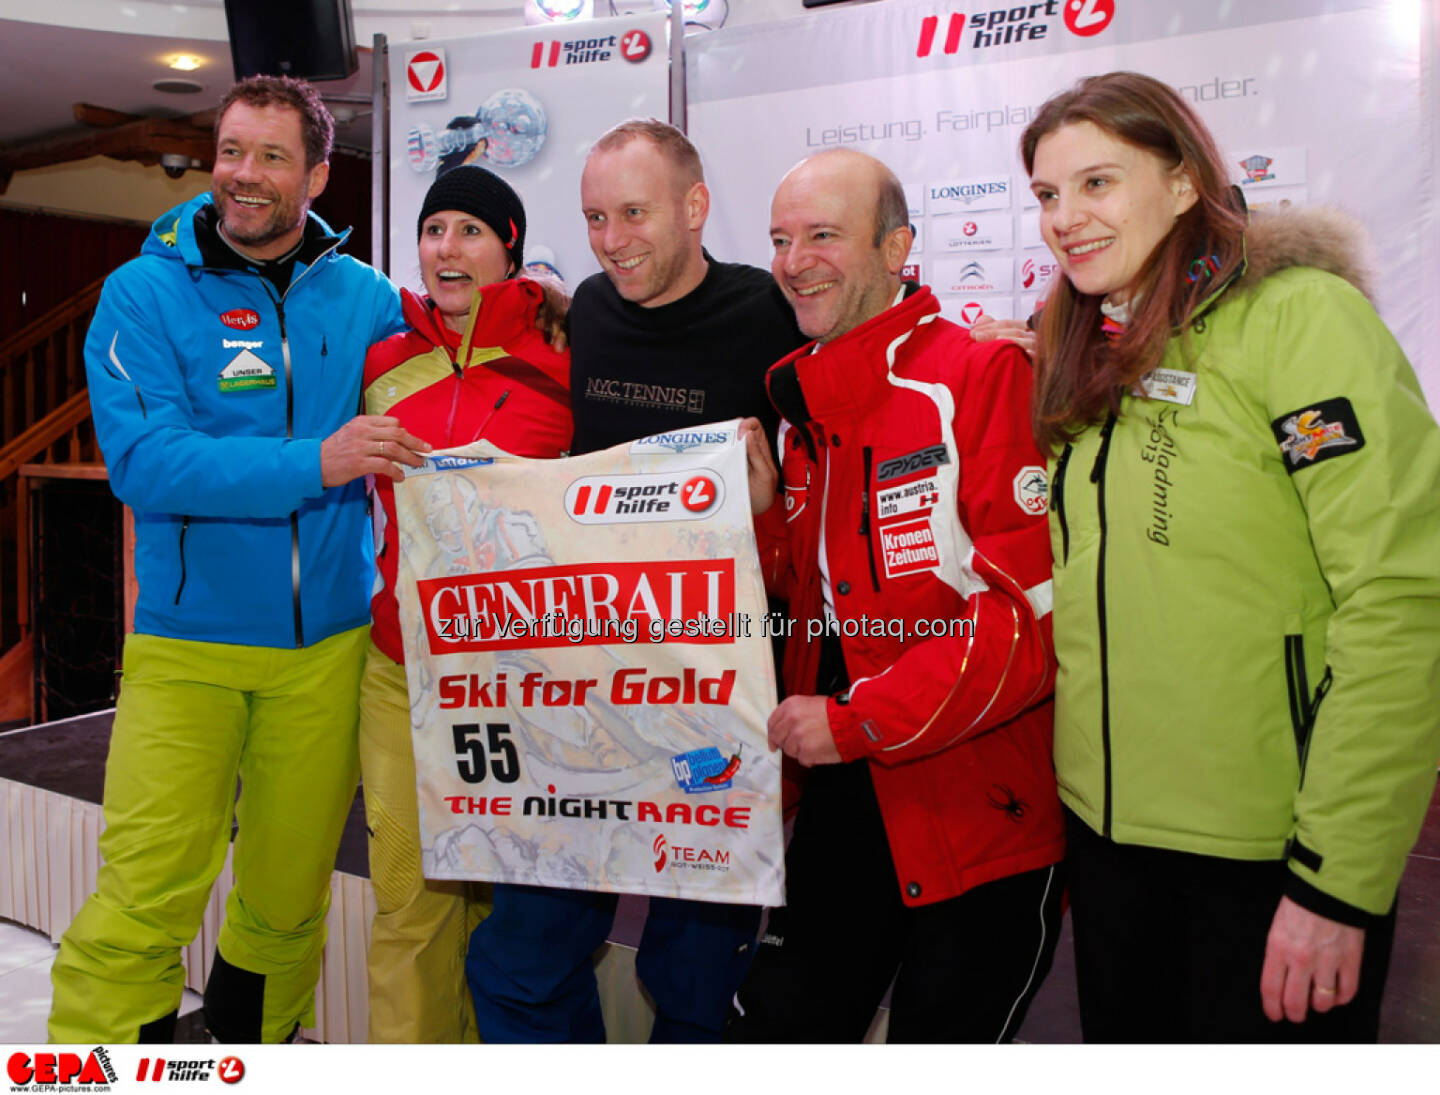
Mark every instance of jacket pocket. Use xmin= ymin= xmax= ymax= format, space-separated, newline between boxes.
xmin=174 ymin=516 xmax=191 ymax=605
xmin=1284 ymin=633 xmax=1330 ymax=786
xmin=859 ymin=446 xmax=881 ymax=592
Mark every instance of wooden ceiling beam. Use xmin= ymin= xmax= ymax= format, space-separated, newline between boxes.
xmin=0 ymin=113 xmax=215 ymax=192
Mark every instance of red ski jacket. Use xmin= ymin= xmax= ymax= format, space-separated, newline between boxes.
xmin=363 ymin=279 xmax=572 ymax=664
xmin=762 ymin=284 xmax=1064 ymax=905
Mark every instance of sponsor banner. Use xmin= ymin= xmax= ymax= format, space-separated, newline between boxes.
xmin=937 ymin=295 xmax=1016 ymax=330
xmin=392 ymin=424 xmax=783 ymax=904
xmin=932 ymin=256 xmax=1014 ymax=295
xmin=932 ymin=211 xmax=1014 ymax=252
xmin=926 ymin=173 xmax=1012 ymax=214
xmin=689 ymin=0 xmax=1434 ymax=412
xmin=387 ymin=12 xmax=669 ymax=293
xmin=909 ymin=219 xmax=924 ymax=254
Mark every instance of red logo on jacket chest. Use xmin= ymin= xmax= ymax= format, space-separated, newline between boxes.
xmin=220 ymin=309 xmax=261 ymax=330
xmin=879 ymin=517 xmax=941 ymax=577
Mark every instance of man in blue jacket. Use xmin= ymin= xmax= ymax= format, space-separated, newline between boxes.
xmin=48 ymin=75 xmax=428 ymax=1044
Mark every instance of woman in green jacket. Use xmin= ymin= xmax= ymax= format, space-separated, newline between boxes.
xmin=1021 ymin=71 xmax=1440 ymax=1041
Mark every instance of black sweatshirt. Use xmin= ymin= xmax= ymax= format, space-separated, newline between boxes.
xmin=568 ymin=256 xmax=804 ymax=454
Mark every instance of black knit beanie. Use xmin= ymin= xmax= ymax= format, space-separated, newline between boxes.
xmin=416 ymin=164 xmax=526 ymax=271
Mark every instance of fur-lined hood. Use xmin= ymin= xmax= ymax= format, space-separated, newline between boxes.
xmin=1237 ymin=204 xmax=1376 ymax=303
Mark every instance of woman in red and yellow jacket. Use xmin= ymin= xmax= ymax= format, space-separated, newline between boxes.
xmin=359 ymin=166 xmax=571 ymax=1042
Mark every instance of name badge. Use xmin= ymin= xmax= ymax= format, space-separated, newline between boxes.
xmin=1138 ymin=368 xmax=1197 ymax=406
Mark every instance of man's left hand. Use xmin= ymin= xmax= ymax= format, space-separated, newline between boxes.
xmin=1259 ymin=895 xmax=1365 ymax=1023
xmin=767 ymin=695 xmax=842 ymax=766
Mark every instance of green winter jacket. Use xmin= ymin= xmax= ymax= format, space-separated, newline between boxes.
xmin=1050 ymin=206 xmax=1440 ymax=923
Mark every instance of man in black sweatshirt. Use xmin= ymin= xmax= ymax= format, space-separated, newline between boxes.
xmin=463 ymin=118 xmax=802 ymax=1043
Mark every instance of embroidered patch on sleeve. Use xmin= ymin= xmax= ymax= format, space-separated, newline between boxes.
xmin=1012 ymin=465 xmax=1049 ymax=515
xmin=1270 ymin=397 xmax=1365 ymax=473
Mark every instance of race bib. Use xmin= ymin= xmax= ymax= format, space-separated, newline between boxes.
xmin=392 ymin=420 xmax=784 ymax=905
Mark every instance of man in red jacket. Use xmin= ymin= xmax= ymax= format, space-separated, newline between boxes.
xmin=726 ymin=148 xmax=1065 ymax=1042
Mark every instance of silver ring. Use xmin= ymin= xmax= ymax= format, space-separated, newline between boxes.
xmin=377 ymin=440 xmax=385 ymax=457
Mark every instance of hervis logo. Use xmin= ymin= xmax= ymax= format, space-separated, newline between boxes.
xmin=219 ymin=309 xmax=260 ymax=331
xmin=915 ymin=1 xmax=1114 ymax=57
xmin=566 ymin=471 xmax=723 ymax=524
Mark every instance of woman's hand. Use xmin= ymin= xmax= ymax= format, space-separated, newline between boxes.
xmin=969 ymin=315 xmax=1037 ymax=360
xmin=1259 ymin=896 xmax=1365 ymax=1023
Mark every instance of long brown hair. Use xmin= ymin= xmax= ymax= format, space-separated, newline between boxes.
xmin=1021 ymin=72 xmax=1246 ymax=453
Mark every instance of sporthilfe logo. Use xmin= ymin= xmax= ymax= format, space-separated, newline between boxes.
xmin=566 ymin=471 xmax=723 ymax=524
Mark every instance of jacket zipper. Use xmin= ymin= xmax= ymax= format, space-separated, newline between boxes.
xmin=268 ymin=247 xmax=339 ymax=649
xmin=174 ymin=516 xmax=191 ymax=604
xmin=275 ymin=298 xmax=305 ymax=648
xmin=1053 ymin=443 xmax=1073 ymax=565
xmin=205 ymin=240 xmax=341 ymax=649
xmin=859 ymin=446 xmax=881 ymax=592
xmin=469 ymin=390 xmax=511 ymax=445
xmin=1090 ymin=413 xmax=1117 ymax=837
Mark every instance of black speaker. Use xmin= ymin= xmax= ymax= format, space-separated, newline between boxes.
xmin=224 ymin=0 xmax=358 ymax=82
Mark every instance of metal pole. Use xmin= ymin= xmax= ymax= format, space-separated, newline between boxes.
xmin=668 ymin=2 xmax=686 ymax=132
xmin=371 ymin=33 xmax=390 ymax=275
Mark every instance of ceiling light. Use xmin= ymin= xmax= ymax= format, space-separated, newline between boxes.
xmin=168 ymin=54 xmax=203 ymax=71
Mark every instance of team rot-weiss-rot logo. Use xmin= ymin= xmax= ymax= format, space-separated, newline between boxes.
xmin=407 ymin=50 xmax=445 ymax=93
xmin=418 ymin=559 xmax=736 ymax=654
xmin=916 ymin=0 xmax=1115 ymax=56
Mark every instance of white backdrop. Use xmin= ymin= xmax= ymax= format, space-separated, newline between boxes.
xmin=386 ymin=11 xmax=670 ymax=292
xmin=687 ymin=0 xmax=1439 ymax=412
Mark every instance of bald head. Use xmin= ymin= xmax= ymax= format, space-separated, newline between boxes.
xmin=769 ymin=150 xmax=913 ymax=343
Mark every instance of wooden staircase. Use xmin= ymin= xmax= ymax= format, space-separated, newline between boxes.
xmin=0 ymin=277 xmax=107 ymax=725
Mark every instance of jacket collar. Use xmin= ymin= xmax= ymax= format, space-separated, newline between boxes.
xmin=143 ymin=193 xmax=347 ymax=275
xmin=767 ymin=282 xmax=937 ymax=427
xmin=401 ymin=278 xmax=567 ymax=387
